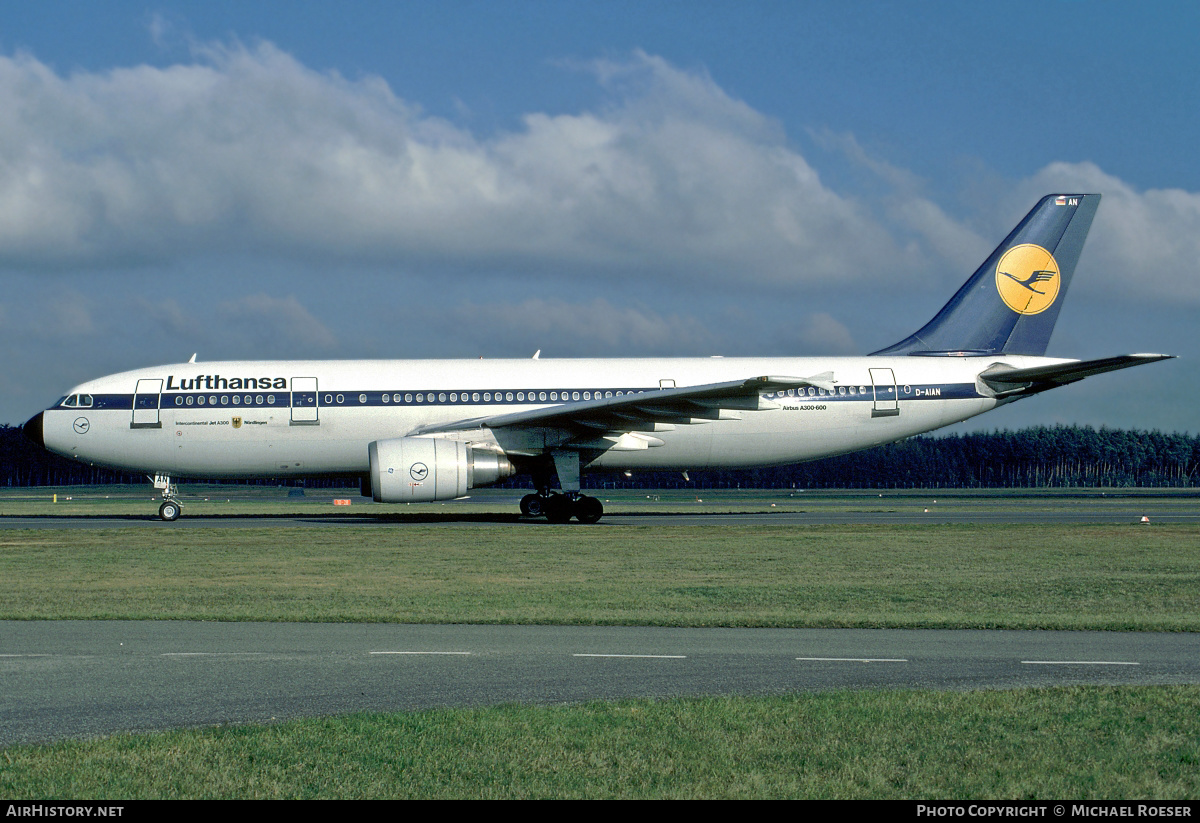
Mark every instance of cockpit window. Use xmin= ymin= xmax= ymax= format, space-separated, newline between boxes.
xmin=62 ymin=394 xmax=93 ymax=408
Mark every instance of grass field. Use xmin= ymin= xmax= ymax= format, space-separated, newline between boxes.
xmin=2 ymin=487 xmax=1198 ymax=798
xmin=3 ymin=687 xmax=1198 ymax=799
xmin=0 ymin=521 xmax=1196 ymax=630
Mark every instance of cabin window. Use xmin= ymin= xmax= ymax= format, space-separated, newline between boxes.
xmin=516 ymin=392 xmax=525 ymax=401
xmin=221 ymin=396 xmax=229 ymax=405
xmin=583 ymin=392 xmax=591 ymax=400
xmin=256 ymin=395 xmax=264 ymax=405
xmin=359 ymin=394 xmax=367 ymax=404
xmin=572 ymin=392 xmax=580 ymax=401
xmin=438 ymin=393 xmax=447 ymax=403
xmin=472 ymin=392 xmax=480 ymax=402
xmin=403 ymin=394 xmax=411 ymax=403
xmin=382 ymin=394 xmax=389 ymax=403
xmin=185 ymin=396 xmax=194 ymax=406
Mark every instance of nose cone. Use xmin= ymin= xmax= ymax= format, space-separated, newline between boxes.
xmin=23 ymin=412 xmax=45 ymax=450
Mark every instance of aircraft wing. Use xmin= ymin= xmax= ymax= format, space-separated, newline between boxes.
xmin=979 ymin=353 xmax=1174 ymax=396
xmin=410 ymin=373 xmax=835 ymax=438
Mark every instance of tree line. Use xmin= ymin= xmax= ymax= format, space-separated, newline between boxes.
xmin=1 ymin=423 xmax=1197 ymax=489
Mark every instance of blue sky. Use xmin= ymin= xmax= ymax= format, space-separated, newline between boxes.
xmin=1 ymin=1 xmax=1195 ymax=433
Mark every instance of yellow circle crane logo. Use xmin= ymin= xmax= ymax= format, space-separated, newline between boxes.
xmin=995 ymin=244 xmax=1060 ymax=315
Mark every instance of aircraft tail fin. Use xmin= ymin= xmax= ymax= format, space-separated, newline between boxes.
xmin=872 ymin=194 xmax=1100 ymax=356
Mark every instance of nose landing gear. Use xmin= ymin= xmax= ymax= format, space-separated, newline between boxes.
xmin=158 ymin=499 xmax=182 ymax=522
xmin=153 ymin=474 xmax=182 ymax=522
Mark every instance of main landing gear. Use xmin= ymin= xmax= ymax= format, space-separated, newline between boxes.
xmin=153 ymin=473 xmax=182 ymax=522
xmin=520 ymin=492 xmax=604 ymax=524
xmin=520 ymin=451 xmax=604 ymax=523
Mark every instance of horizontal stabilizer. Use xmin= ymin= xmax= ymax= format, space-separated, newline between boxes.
xmin=980 ymin=354 xmax=1174 ymax=396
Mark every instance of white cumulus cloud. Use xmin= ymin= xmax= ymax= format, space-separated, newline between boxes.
xmin=0 ymin=39 xmax=1196 ymax=325
xmin=0 ymin=43 xmax=909 ymax=287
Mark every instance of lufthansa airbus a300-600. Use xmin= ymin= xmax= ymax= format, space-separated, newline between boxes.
xmin=24 ymin=194 xmax=1173 ymax=523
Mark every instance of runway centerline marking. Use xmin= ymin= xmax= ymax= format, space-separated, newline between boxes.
xmin=796 ymin=662 xmax=907 ymax=667
xmin=370 ymin=651 xmax=472 ymax=656
xmin=161 ymin=652 xmax=267 ymax=657
xmin=573 ymin=654 xmax=687 ymax=659
xmin=0 ymin=654 xmax=53 ymax=658
xmin=1021 ymin=660 xmax=1140 ymax=666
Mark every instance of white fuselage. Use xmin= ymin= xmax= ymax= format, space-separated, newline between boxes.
xmin=38 ymin=354 xmax=1055 ymax=479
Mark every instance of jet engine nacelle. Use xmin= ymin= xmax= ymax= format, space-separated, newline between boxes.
xmin=368 ymin=437 xmax=515 ymax=503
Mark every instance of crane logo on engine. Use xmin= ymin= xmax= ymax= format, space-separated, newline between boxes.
xmin=410 ymin=462 xmax=429 ymax=481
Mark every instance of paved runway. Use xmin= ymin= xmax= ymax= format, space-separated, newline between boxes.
xmin=4 ymin=488 xmax=1199 ymax=528
xmin=5 ymin=487 xmax=1199 ymax=528
xmin=3 ymin=621 xmax=1198 ymax=745
xmin=3 ymin=508 xmax=1199 ymax=528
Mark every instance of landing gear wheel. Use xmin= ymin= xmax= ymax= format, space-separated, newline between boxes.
xmin=574 ymin=495 xmax=604 ymax=524
xmin=544 ymin=494 xmax=573 ymax=524
xmin=158 ymin=500 xmax=182 ymax=522
xmin=520 ymin=494 xmax=545 ymax=517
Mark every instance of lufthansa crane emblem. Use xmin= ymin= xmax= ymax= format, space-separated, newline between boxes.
xmin=995 ymin=243 xmax=1061 ymax=315
xmin=410 ymin=462 xmax=429 ymax=482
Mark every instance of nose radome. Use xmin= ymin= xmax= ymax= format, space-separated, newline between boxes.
xmin=23 ymin=412 xmax=44 ymax=449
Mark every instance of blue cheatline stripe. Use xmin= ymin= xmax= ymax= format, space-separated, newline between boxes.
xmin=56 ymin=383 xmax=983 ymax=411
